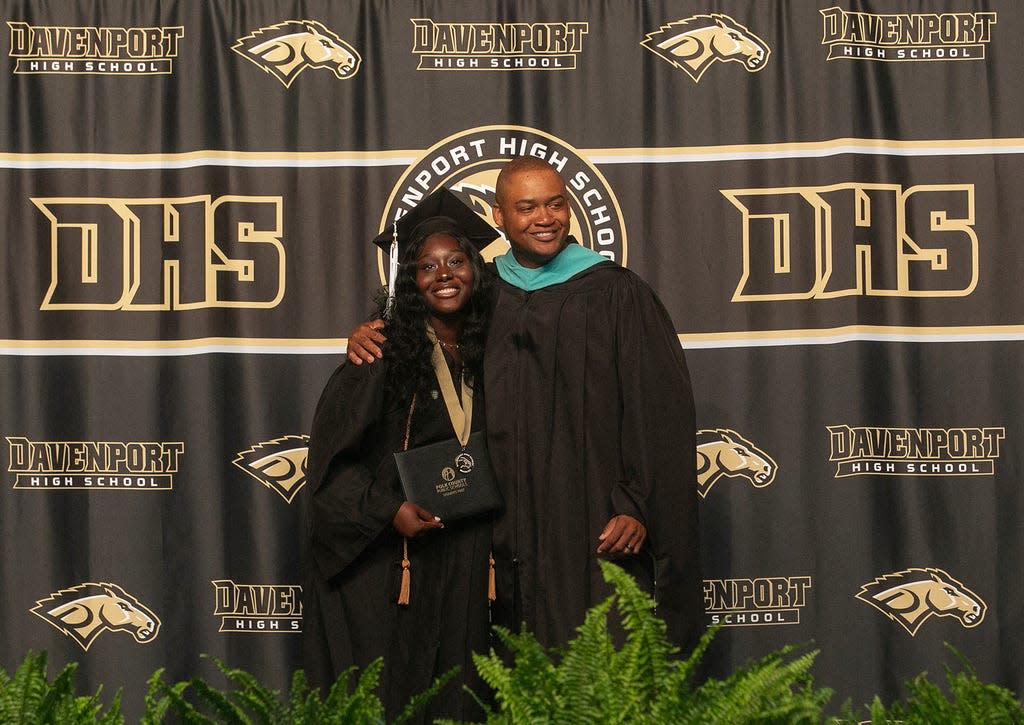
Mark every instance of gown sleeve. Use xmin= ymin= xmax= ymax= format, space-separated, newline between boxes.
xmin=612 ymin=272 xmax=704 ymax=651
xmin=306 ymin=361 xmax=406 ymax=582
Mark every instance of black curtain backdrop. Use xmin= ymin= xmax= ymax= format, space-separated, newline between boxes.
xmin=2 ymin=1 xmax=1022 ymax=720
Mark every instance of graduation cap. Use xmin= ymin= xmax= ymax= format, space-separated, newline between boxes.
xmin=373 ymin=187 xmax=501 ymax=316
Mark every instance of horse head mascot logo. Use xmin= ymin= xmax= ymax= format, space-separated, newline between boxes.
xmin=696 ymin=428 xmax=777 ymax=498
xmin=233 ymin=20 xmax=361 ymax=87
xmin=856 ymin=567 xmax=986 ymax=636
xmin=233 ymin=435 xmax=309 ymax=504
xmin=31 ymin=582 xmax=160 ymax=650
xmin=641 ymin=14 xmax=770 ymax=82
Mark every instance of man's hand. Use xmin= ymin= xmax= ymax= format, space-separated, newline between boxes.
xmin=392 ymin=501 xmax=443 ymax=538
xmin=597 ymin=514 xmax=647 ymax=557
xmin=347 ymin=319 xmax=386 ymax=364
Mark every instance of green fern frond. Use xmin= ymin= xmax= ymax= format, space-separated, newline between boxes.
xmin=321 ymin=660 xmax=386 ymax=724
xmin=864 ymin=694 xmax=889 ymax=724
xmin=183 ymin=675 xmax=251 ymax=724
xmin=688 ymin=645 xmax=823 ymax=725
xmin=464 ymin=563 xmax=833 ymax=725
xmin=555 ymin=597 xmax=617 ymax=724
xmin=139 ymin=667 xmax=172 ymax=725
xmin=0 ymin=651 xmax=124 ymax=725
xmin=470 ymin=640 xmax=512 ymax=697
xmin=472 ymin=626 xmax=560 ymax=724
xmin=96 ymin=690 xmax=125 ymax=725
xmin=38 ymin=659 xmax=80 ymax=719
xmin=880 ymin=646 xmax=1024 ymax=725
xmin=597 ymin=560 xmax=677 ymax=712
xmin=599 ymin=559 xmax=676 ymax=655
xmin=0 ymin=649 xmax=50 ymax=723
xmin=205 ymin=655 xmax=286 ymax=725
xmin=142 ymin=671 xmax=208 ymax=724
xmin=391 ymin=665 xmax=460 ymax=725
xmin=285 ymin=669 xmax=321 ymax=725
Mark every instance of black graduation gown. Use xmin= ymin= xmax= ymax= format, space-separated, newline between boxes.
xmin=302 ymin=359 xmax=493 ymax=724
xmin=484 ymin=261 xmax=703 ymax=653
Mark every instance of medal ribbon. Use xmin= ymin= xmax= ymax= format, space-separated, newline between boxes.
xmin=426 ymin=325 xmax=473 ymax=446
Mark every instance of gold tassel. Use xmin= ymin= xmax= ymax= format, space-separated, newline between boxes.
xmin=398 ymin=538 xmax=411 ymax=605
xmin=398 ymin=399 xmax=416 ymax=607
xmin=488 ymin=551 xmax=496 ymax=602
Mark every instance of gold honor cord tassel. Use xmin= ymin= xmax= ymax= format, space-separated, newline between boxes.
xmin=488 ymin=551 xmax=496 ymax=602
xmin=397 ymin=397 xmax=417 ymax=606
xmin=398 ymin=538 xmax=411 ymax=606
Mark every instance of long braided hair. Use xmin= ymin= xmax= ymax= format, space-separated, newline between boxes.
xmin=378 ymin=217 xmax=493 ymax=406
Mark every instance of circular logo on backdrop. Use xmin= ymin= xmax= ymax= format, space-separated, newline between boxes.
xmin=378 ymin=126 xmax=627 ymax=282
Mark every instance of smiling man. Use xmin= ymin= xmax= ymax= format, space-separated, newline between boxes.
xmin=491 ymin=158 xmax=572 ymax=267
xmin=483 ymin=156 xmax=703 ymax=651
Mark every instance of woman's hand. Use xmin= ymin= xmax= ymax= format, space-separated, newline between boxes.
xmin=392 ymin=501 xmax=443 ymax=538
xmin=347 ymin=320 xmax=386 ymax=364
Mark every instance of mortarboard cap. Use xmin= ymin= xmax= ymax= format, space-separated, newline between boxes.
xmin=372 ymin=186 xmax=500 ymax=255
xmin=373 ymin=187 xmax=501 ymax=316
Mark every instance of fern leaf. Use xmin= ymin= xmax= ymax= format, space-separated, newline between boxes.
xmin=555 ymin=598 xmax=617 ymax=725
xmin=35 ymin=659 xmax=79 ymax=721
xmin=0 ymin=651 xmax=123 ymax=725
xmin=391 ymin=666 xmax=460 ymax=725
xmin=879 ymin=645 xmax=1024 ymax=724
xmin=597 ymin=560 xmax=677 ymax=716
xmin=3 ymin=650 xmax=49 ymax=724
xmin=205 ymin=655 xmax=285 ymax=725
xmin=473 ymin=627 xmax=559 ymax=724
xmin=323 ymin=659 xmax=386 ymax=724
xmin=140 ymin=668 xmax=175 ymax=725
xmin=185 ymin=675 xmax=250 ymax=724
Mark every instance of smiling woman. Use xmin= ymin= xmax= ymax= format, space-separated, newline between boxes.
xmin=302 ymin=189 xmax=500 ymax=725
xmin=415 ymin=230 xmax=475 ymax=333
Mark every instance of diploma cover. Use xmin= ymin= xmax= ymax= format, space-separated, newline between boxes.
xmin=393 ymin=327 xmax=502 ymax=522
xmin=394 ymin=430 xmax=501 ymax=521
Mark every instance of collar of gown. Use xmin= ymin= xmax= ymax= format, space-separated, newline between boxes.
xmin=493 ymin=240 xmax=607 ymax=291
